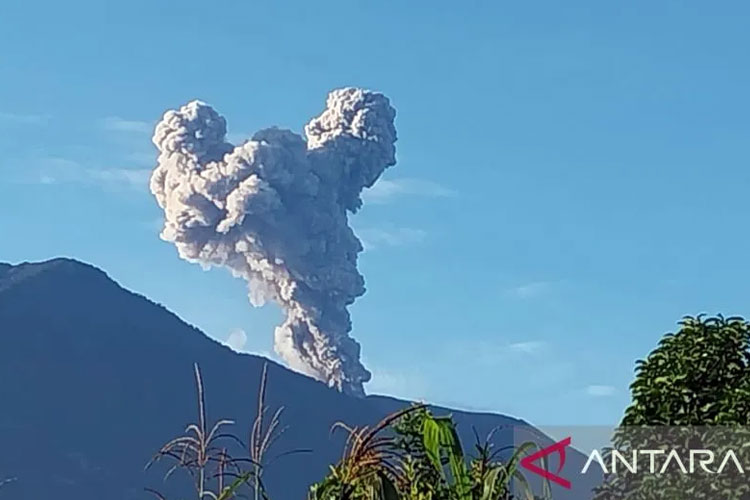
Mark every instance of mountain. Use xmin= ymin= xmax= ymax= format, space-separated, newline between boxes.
xmin=0 ymin=258 xmax=598 ymax=499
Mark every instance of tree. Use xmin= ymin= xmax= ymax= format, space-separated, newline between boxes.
xmin=594 ymin=315 xmax=750 ymax=500
xmin=622 ymin=315 xmax=750 ymax=426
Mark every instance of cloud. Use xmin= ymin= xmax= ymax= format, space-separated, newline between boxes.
xmin=33 ymin=157 xmax=150 ymax=190
xmin=31 ymin=157 xmax=84 ymax=183
xmin=101 ymin=116 xmax=153 ymax=134
xmin=476 ymin=339 xmax=547 ymax=365
xmin=355 ymin=226 xmax=427 ymax=250
xmin=508 ymin=281 xmax=553 ymax=299
xmin=0 ymin=111 xmax=51 ymax=125
xmin=586 ymin=385 xmax=616 ymax=397
xmin=366 ymin=368 xmax=431 ymax=400
xmin=445 ymin=338 xmax=550 ymax=369
xmin=507 ymin=340 xmax=546 ymax=354
xmin=363 ymin=337 xmax=574 ymax=415
xmin=362 ymin=177 xmax=457 ymax=204
xmin=87 ymin=167 xmax=151 ymax=187
xmin=225 ymin=328 xmax=248 ymax=352
xmin=221 ymin=328 xmax=278 ymax=360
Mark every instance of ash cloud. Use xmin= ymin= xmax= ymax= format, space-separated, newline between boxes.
xmin=150 ymin=88 xmax=397 ymax=396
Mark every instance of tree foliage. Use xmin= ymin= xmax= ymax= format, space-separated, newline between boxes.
xmin=622 ymin=315 xmax=750 ymax=426
xmin=594 ymin=315 xmax=750 ymax=500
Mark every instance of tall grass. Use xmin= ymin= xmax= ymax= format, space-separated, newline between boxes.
xmin=147 ymin=367 xmax=547 ymax=500
xmin=311 ymin=405 xmax=549 ymax=500
xmin=146 ymin=364 xmax=273 ymax=500
xmin=250 ymin=363 xmax=308 ymax=500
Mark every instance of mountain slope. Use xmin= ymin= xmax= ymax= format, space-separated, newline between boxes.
xmin=0 ymin=258 xmax=594 ymax=499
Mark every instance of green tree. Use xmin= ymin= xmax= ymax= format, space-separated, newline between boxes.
xmin=622 ymin=315 xmax=750 ymax=426
xmin=595 ymin=315 xmax=750 ymax=500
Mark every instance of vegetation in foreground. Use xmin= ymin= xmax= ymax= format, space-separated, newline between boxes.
xmin=146 ymin=364 xmax=549 ymax=500
xmin=593 ymin=315 xmax=750 ymax=500
xmin=145 ymin=314 xmax=750 ymax=500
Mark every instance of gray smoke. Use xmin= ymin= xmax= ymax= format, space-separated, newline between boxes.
xmin=149 ymin=88 xmax=397 ymax=397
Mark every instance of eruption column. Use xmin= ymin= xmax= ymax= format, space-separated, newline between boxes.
xmin=149 ymin=88 xmax=397 ymax=396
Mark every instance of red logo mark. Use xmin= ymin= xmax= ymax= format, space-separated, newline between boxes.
xmin=520 ymin=437 xmax=572 ymax=489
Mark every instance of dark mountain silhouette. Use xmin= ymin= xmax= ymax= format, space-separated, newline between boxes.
xmin=0 ymin=258 xmax=599 ymax=499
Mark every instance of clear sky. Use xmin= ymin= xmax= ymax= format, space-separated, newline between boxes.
xmin=1 ymin=1 xmax=748 ymax=426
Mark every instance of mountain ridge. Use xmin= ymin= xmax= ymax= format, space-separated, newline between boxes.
xmin=0 ymin=257 xmax=531 ymax=420
xmin=0 ymin=258 xmax=593 ymax=499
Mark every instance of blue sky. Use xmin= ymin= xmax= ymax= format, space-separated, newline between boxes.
xmin=1 ymin=1 xmax=749 ymax=426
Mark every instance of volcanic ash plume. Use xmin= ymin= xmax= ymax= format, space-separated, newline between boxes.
xmin=150 ymin=88 xmax=397 ymax=397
